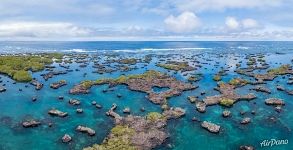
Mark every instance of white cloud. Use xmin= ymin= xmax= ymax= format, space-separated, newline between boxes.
xmin=0 ymin=22 xmax=92 ymax=38
xmin=225 ymin=17 xmax=239 ymax=30
xmin=0 ymin=0 xmax=115 ymax=17
xmin=225 ymin=17 xmax=261 ymax=30
xmin=164 ymin=11 xmax=201 ymax=33
xmin=241 ymin=18 xmax=260 ymax=29
xmin=173 ymin=0 xmax=283 ymax=12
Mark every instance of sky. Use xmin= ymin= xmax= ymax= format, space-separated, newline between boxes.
xmin=0 ymin=0 xmax=292 ymax=41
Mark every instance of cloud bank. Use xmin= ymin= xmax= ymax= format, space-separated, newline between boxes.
xmin=0 ymin=0 xmax=292 ymax=40
xmin=0 ymin=22 xmax=92 ymax=39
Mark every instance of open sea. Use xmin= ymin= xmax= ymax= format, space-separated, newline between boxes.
xmin=0 ymin=41 xmax=292 ymax=150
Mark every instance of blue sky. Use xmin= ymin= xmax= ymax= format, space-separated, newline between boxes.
xmin=0 ymin=0 xmax=292 ymax=40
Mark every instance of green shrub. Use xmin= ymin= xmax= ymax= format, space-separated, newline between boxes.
xmin=13 ymin=70 xmax=32 ymax=82
xmin=147 ymin=112 xmax=164 ymax=122
xmin=219 ymin=98 xmax=234 ymax=107
xmin=0 ymin=53 xmax=61 ymax=82
xmin=81 ymin=80 xmax=95 ymax=88
xmin=111 ymin=125 xmax=135 ymax=136
xmin=268 ymin=64 xmax=290 ymax=75
xmin=229 ymin=78 xmax=248 ymax=86
xmin=119 ymin=58 xmax=137 ymax=65
xmin=213 ymin=75 xmax=221 ymax=81
xmin=84 ymin=125 xmax=136 ymax=150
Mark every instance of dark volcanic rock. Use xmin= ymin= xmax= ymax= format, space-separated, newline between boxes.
xmin=187 ymin=96 xmax=197 ymax=103
xmin=239 ymin=145 xmax=254 ymax=150
xmin=30 ymin=80 xmax=43 ymax=90
xmin=251 ymin=86 xmax=271 ymax=94
xmin=76 ymin=125 xmax=96 ymax=136
xmin=48 ymin=109 xmax=68 ymax=117
xmin=50 ymin=80 xmax=67 ymax=89
xmin=276 ymin=85 xmax=285 ymax=91
xmin=68 ymin=99 xmax=81 ymax=105
xmin=69 ymin=84 xmax=90 ymax=94
xmin=240 ymin=117 xmax=251 ymax=124
xmin=222 ymin=110 xmax=231 ymax=118
xmin=265 ymin=98 xmax=285 ymax=106
xmin=162 ymin=107 xmax=186 ymax=119
xmin=201 ymin=121 xmax=220 ymax=133
xmin=22 ymin=120 xmax=41 ymax=128
xmin=62 ymin=134 xmax=72 ymax=143
xmin=123 ymin=107 xmax=131 ymax=113
xmin=41 ymin=71 xmax=67 ymax=81
xmin=76 ymin=108 xmax=83 ymax=113
xmin=0 ymin=86 xmax=6 ymax=92
xmin=195 ymin=101 xmax=206 ymax=113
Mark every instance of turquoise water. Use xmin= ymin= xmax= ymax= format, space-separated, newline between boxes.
xmin=0 ymin=41 xmax=293 ymax=150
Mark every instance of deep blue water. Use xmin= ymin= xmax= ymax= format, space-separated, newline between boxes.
xmin=0 ymin=41 xmax=292 ymax=150
xmin=0 ymin=41 xmax=293 ymax=53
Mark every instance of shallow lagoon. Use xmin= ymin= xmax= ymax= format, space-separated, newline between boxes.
xmin=0 ymin=41 xmax=293 ymax=150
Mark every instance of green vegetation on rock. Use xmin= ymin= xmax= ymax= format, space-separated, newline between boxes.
xmin=119 ymin=58 xmax=137 ymax=65
xmin=80 ymin=80 xmax=96 ymax=89
xmin=79 ymin=70 xmax=165 ymax=91
xmin=83 ymin=125 xmax=136 ymax=150
xmin=213 ymin=75 xmax=221 ymax=81
xmin=157 ymin=61 xmax=193 ymax=71
xmin=157 ymin=63 xmax=184 ymax=71
xmin=111 ymin=125 xmax=135 ymax=136
xmin=13 ymin=70 xmax=32 ymax=82
xmin=0 ymin=54 xmax=62 ymax=82
xmin=219 ymin=98 xmax=234 ymax=107
xmin=188 ymin=75 xmax=198 ymax=82
xmin=147 ymin=112 xmax=164 ymax=122
xmin=268 ymin=64 xmax=290 ymax=75
xmin=229 ymin=78 xmax=249 ymax=86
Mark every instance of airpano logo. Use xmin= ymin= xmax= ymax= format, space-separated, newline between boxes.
xmin=260 ymin=139 xmax=288 ymax=147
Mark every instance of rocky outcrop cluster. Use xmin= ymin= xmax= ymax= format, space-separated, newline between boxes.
xmin=30 ymin=80 xmax=43 ymax=90
xmin=236 ymin=64 xmax=293 ymax=84
xmin=156 ymin=61 xmax=195 ymax=72
xmin=70 ymin=70 xmax=196 ymax=105
xmin=22 ymin=120 xmax=41 ymax=128
xmin=50 ymin=80 xmax=67 ymax=89
xmin=251 ymin=86 xmax=271 ymax=94
xmin=198 ymin=82 xmax=256 ymax=112
xmin=41 ymin=71 xmax=67 ymax=81
xmin=84 ymin=104 xmax=186 ymax=150
xmin=265 ymin=98 xmax=285 ymax=106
